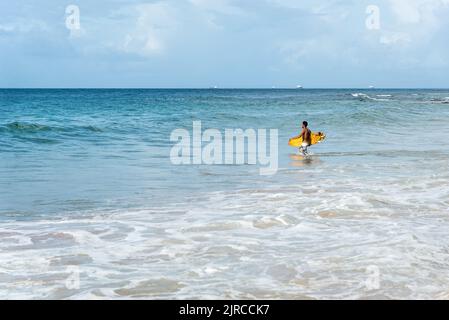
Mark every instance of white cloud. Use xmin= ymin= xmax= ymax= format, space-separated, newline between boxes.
xmin=388 ymin=0 xmax=449 ymax=25
xmin=266 ymin=0 xmax=312 ymax=10
xmin=189 ymin=0 xmax=245 ymax=15
xmin=102 ymin=0 xmax=245 ymax=57
xmin=187 ymin=0 xmax=248 ymax=30
xmin=266 ymin=0 xmax=351 ymax=21
xmin=0 ymin=24 xmax=15 ymax=32
xmin=116 ymin=3 xmax=177 ymax=56
xmin=77 ymin=2 xmax=181 ymax=57
xmin=277 ymin=37 xmax=345 ymax=69
xmin=371 ymin=0 xmax=449 ymax=50
xmin=65 ymin=0 xmax=242 ymax=58
xmin=0 ymin=19 xmax=49 ymax=34
xmin=379 ymin=32 xmax=411 ymax=45
xmin=383 ymin=0 xmax=449 ymax=45
xmin=278 ymin=39 xmax=314 ymax=66
xmin=389 ymin=0 xmax=422 ymax=24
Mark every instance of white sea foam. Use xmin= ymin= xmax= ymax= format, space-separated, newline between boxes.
xmin=351 ymin=93 xmax=391 ymax=101
xmin=1 ymin=163 xmax=449 ymax=299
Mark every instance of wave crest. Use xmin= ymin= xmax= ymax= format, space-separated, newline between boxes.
xmin=2 ymin=122 xmax=103 ymax=133
xmin=351 ymin=93 xmax=391 ymax=102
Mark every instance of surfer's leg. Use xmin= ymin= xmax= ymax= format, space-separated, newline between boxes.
xmin=300 ymin=143 xmax=308 ymax=156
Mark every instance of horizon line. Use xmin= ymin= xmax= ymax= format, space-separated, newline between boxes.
xmin=2 ymin=87 xmax=449 ymax=90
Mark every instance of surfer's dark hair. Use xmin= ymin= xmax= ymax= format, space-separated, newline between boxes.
xmin=303 ymin=121 xmax=308 ymax=127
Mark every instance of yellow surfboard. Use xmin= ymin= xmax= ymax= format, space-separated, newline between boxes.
xmin=288 ymin=132 xmax=326 ymax=147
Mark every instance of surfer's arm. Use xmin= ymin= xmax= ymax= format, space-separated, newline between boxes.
xmin=292 ymin=129 xmax=305 ymax=140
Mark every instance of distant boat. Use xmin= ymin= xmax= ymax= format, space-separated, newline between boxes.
xmin=369 ymin=85 xmax=375 ymax=89
xmin=296 ymin=85 xmax=303 ymax=89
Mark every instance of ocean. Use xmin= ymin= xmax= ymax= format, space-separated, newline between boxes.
xmin=1 ymin=88 xmax=449 ymax=299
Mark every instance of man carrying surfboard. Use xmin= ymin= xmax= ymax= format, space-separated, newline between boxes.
xmin=294 ymin=121 xmax=311 ymax=155
xmin=288 ymin=122 xmax=326 ymax=156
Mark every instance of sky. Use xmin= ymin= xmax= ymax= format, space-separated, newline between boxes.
xmin=1 ymin=0 xmax=449 ymax=88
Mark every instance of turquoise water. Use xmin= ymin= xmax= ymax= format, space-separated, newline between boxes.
xmin=1 ymin=89 xmax=449 ymax=299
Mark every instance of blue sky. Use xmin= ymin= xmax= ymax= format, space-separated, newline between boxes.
xmin=1 ymin=0 xmax=449 ymax=88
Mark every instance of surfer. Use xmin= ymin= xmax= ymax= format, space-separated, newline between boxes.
xmin=288 ymin=122 xmax=325 ymax=155
xmin=294 ymin=121 xmax=311 ymax=155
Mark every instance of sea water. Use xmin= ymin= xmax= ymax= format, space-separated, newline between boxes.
xmin=1 ymin=89 xmax=449 ymax=299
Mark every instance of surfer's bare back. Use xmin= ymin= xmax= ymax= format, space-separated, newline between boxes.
xmin=292 ymin=121 xmax=312 ymax=155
